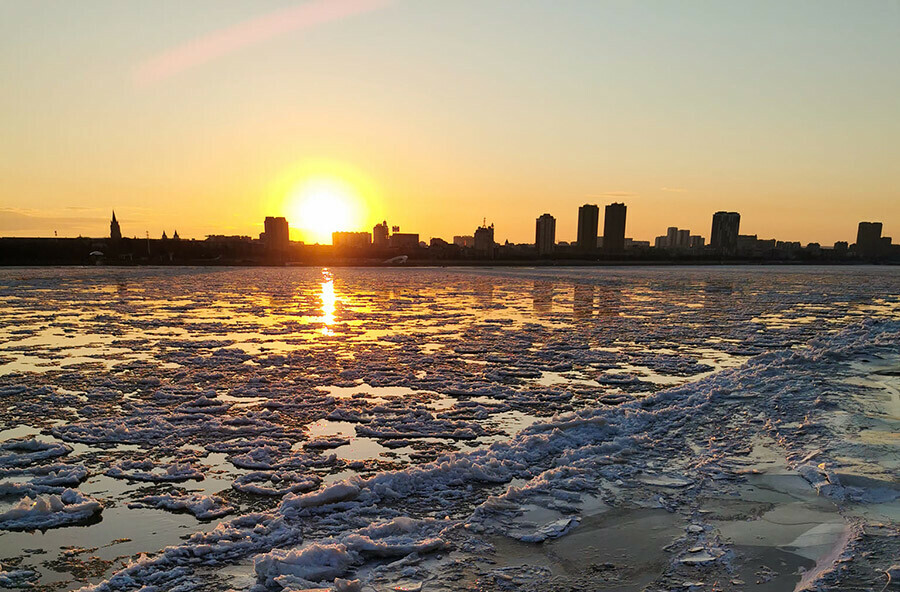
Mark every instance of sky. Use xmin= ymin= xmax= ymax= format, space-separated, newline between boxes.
xmin=1 ymin=0 xmax=899 ymax=245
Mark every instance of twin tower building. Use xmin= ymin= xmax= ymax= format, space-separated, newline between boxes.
xmin=535 ymin=203 xmax=627 ymax=256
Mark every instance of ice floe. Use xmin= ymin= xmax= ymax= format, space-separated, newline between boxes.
xmin=106 ymin=459 xmax=205 ymax=482
xmin=130 ymin=493 xmax=234 ymax=520
xmin=0 ymin=488 xmax=102 ymax=530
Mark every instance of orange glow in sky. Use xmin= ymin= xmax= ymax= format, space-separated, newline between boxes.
xmin=2 ymin=3 xmax=899 ymax=245
xmin=287 ymin=177 xmax=364 ymax=244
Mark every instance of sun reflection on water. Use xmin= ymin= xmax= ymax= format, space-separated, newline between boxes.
xmin=320 ymin=269 xmax=337 ymax=334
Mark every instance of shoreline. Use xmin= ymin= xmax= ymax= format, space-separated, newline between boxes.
xmin=1 ymin=259 xmax=898 ymax=268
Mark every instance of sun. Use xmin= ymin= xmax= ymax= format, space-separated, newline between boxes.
xmin=286 ymin=177 xmax=364 ymax=244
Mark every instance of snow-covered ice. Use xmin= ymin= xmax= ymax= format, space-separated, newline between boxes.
xmin=0 ymin=488 xmax=102 ymax=530
xmin=0 ymin=266 xmax=898 ymax=591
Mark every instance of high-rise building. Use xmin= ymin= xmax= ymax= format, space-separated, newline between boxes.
xmin=710 ymin=211 xmax=741 ymax=254
xmin=535 ymin=213 xmax=556 ymax=256
xmin=389 ymin=233 xmax=419 ymax=249
xmin=262 ymin=216 xmax=290 ymax=250
xmin=373 ymin=221 xmax=389 ymax=248
xmin=453 ymin=235 xmax=475 ymax=248
xmin=332 ymin=231 xmax=372 ymax=248
xmin=665 ymin=227 xmax=679 ymax=248
xmin=576 ymin=204 xmax=599 ymax=253
xmin=602 ymin=202 xmax=627 ymax=254
xmin=856 ymin=222 xmax=883 ymax=257
xmin=110 ymin=211 xmax=122 ymax=241
xmin=474 ymin=223 xmax=495 ymax=259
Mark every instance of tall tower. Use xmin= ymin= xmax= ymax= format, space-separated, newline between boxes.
xmin=602 ymin=202 xmax=627 ymax=255
xmin=110 ymin=211 xmax=122 ymax=241
xmin=856 ymin=222 xmax=883 ymax=257
xmin=474 ymin=223 xmax=495 ymax=259
xmin=576 ymin=204 xmax=599 ymax=253
xmin=535 ymin=213 xmax=556 ymax=256
xmin=373 ymin=221 xmax=389 ymax=248
xmin=710 ymin=211 xmax=740 ymax=254
xmin=263 ymin=217 xmax=290 ymax=250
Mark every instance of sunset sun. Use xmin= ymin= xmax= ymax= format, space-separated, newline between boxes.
xmin=6 ymin=2 xmax=900 ymax=589
xmin=287 ymin=177 xmax=364 ymax=244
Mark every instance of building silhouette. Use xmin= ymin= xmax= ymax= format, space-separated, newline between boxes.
xmin=576 ymin=204 xmax=599 ymax=253
xmin=332 ymin=231 xmax=371 ymax=248
xmin=453 ymin=235 xmax=474 ymax=248
xmin=110 ymin=211 xmax=122 ymax=241
xmin=389 ymin=233 xmax=419 ymax=250
xmin=602 ymin=202 xmax=627 ymax=255
xmin=666 ymin=226 xmax=679 ymax=248
xmin=655 ymin=226 xmax=702 ymax=251
xmin=474 ymin=223 xmax=495 ymax=259
xmin=535 ymin=213 xmax=556 ymax=255
xmin=710 ymin=211 xmax=741 ymax=254
xmin=262 ymin=216 xmax=290 ymax=250
xmin=856 ymin=222 xmax=883 ymax=257
xmin=373 ymin=221 xmax=389 ymax=248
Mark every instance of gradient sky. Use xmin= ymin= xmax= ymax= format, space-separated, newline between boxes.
xmin=2 ymin=0 xmax=899 ymax=245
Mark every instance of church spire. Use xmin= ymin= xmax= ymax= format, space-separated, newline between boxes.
xmin=110 ymin=210 xmax=122 ymax=241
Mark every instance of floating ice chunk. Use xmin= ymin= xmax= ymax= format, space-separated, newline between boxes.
xmin=511 ymin=516 xmax=580 ymax=543
xmin=305 ymin=436 xmax=351 ymax=450
xmin=52 ymin=416 xmax=180 ymax=444
xmin=686 ymin=524 xmax=704 ymax=534
xmin=233 ymin=471 xmax=321 ymax=496
xmin=0 ymin=438 xmax=72 ymax=468
xmin=175 ymin=392 xmax=231 ymax=415
xmin=334 ymin=579 xmax=363 ymax=592
xmin=0 ymin=385 xmax=28 ymax=397
xmin=254 ymin=517 xmax=448 ymax=587
xmin=106 ymin=459 xmax=204 ymax=482
xmin=0 ymin=462 xmax=88 ymax=490
xmin=0 ymin=488 xmax=102 ymax=530
xmin=229 ymin=447 xmax=340 ymax=471
xmin=205 ymin=437 xmax=292 ymax=454
xmin=796 ymin=464 xmax=844 ymax=498
xmin=354 ymin=407 xmax=492 ymax=441
xmin=132 ymin=493 xmax=233 ymax=520
xmin=637 ymin=474 xmax=693 ymax=488
xmin=0 ymin=568 xmax=39 ymax=587
xmin=256 ymin=543 xmax=356 ymax=585
xmin=679 ymin=549 xmax=721 ymax=566
xmin=281 ymin=481 xmax=361 ymax=511
xmin=341 ymin=516 xmax=447 ymax=558
xmin=30 ymin=464 xmax=89 ymax=487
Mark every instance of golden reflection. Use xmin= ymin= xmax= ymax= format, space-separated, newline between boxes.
xmin=320 ymin=269 xmax=337 ymax=334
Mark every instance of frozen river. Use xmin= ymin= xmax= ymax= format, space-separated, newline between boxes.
xmin=0 ymin=266 xmax=898 ymax=591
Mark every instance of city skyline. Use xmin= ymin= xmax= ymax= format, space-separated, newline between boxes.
xmin=2 ymin=2 xmax=899 ymax=244
xmin=7 ymin=203 xmax=891 ymax=252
